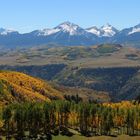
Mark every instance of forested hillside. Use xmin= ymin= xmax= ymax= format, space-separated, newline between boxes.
xmin=1 ymin=101 xmax=140 ymax=139
xmin=0 ymin=71 xmax=63 ymax=105
xmin=0 ymin=65 xmax=140 ymax=101
xmin=54 ymin=67 xmax=140 ymax=101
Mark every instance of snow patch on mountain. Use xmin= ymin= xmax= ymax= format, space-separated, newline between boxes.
xmin=86 ymin=24 xmax=118 ymax=37
xmin=128 ymin=24 xmax=140 ymax=35
xmin=101 ymin=24 xmax=118 ymax=37
xmin=37 ymin=28 xmax=60 ymax=36
xmin=86 ymin=26 xmax=101 ymax=36
xmin=0 ymin=28 xmax=18 ymax=35
xmin=36 ymin=21 xmax=90 ymax=37
xmin=55 ymin=21 xmax=87 ymax=36
xmin=128 ymin=28 xmax=140 ymax=35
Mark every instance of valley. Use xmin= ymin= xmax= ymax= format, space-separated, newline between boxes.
xmin=0 ymin=44 xmax=140 ymax=102
xmin=1 ymin=0 xmax=140 ymax=139
xmin=0 ymin=44 xmax=140 ymax=139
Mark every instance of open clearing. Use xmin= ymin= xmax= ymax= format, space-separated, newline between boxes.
xmin=53 ymin=135 xmax=140 ymax=140
xmin=0 ymin=45 xmax=140 ymax=68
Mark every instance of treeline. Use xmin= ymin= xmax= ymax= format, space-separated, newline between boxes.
xmin=1 ymin=101 xmax=140 ymax=139
xmin=0 ymin=65 xmax=140 ymax=102
xmin=58 ymin=67 xmax=139 ymax=101
xmin=63 ymin=67 xmax=139 ymax=92
xmin=0 ymin=64 xmax=66 ymax=81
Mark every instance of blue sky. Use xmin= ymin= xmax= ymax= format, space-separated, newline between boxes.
xmin=0 ymin=0 xmax=140 ymax=33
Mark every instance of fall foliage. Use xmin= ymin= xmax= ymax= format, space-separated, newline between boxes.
xmin=0 ymin=71 xmax=63 ymax=104
xmin=1 ymin=101 xmax=140 ymax=139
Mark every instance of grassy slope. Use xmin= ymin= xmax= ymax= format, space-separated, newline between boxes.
xmin=54 ymin=85 xmax=110 ymax=102
xmin=53 ymin=135 xmax=140 ymax=140
xmin=0 ymin=44 xmax=140 ymax=68
xmin=0 ymin=71 xmax=63 ymax=104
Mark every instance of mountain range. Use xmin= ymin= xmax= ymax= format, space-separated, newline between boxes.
xmin=0 ymin=21 xmax=140 ymax=48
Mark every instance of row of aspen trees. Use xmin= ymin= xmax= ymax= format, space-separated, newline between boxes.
xmin=1 ymin=100 xmax=140 ymax=139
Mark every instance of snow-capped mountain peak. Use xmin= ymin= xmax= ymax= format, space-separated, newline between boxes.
xmin=35 ymin=28 xmax=60 ymax=36
xmin=0 ymin=28 xmax=18 ymax=35
xmin=0 ymin=21 xmax=140 ymax=47
xmin=100 ymin=23 xmax=118 ymax=37
xmin=31 ymin=22 xmax=119 ymax=38
xmin=55 ymin=21 xmax=85 ymax=35
xmin=86 ymin=24 xmax=118 ymax=37
xmin=86 ymin=26 xmax=101 ymax=36
xmin=128 ymin=24 xmax=140 ymax=35
xmin=35 ymin=21 xmax=87 ymax=36
xmin=56 ymin=21 xmax=79 ymax=29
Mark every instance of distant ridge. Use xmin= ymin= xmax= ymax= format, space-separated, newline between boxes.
xmin=0 ymin=21 xmax=140 ymax=47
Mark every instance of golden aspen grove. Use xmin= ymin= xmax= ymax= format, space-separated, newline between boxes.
xmin=0 ymin=71 xmax=140 ymax=139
